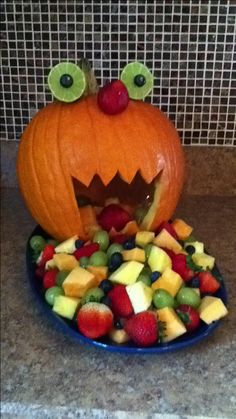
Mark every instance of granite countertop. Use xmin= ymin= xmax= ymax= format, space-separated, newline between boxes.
xmin=1 ymin=188 xmax=236 ymax=419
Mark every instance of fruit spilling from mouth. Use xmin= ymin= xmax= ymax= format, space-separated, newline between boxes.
xmin=31 ymin=212 xmax=228 ymax=348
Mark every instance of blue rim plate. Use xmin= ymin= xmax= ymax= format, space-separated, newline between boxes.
xmin=27 ymin=226 xmax=228 ymax=354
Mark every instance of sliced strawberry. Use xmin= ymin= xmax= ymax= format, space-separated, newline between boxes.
xmin=198 ymin=271 xmax=220 ymax=294
xmin=77 ymin=302 xmax=113 ymax=339
xmin=110 ymin=234 xmax=129 ymax=244
xmin=35 ymin=265 xmax=45 ymax=279
xmin=43 ymin=269 xmax=58 ymax=289
xmin=97 ymin=204 xmax=132 ymax=232
xmin=156 ymin=221 xmax=178 ymax=240
xmin=176 ymin=304 xmax=200 ymax=331
xmin=124 ymin=311 xmax=158 ymax=347
xmin=108 ymin=285 xmax=133 ymax=318
xmin=73 ymin=243 xmax=99 ymax=260
xmin=171 ymin=253 xmax=194 ymax=282
xmin=37 ymin=244 xmax=55 ymax=267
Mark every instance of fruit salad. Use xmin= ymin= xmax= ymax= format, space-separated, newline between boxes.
xmin=30 ymin=204 xmax=228 ymax=348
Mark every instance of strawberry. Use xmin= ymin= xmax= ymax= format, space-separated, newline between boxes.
xmin=35 ymin=265 xmax=45 ymax=279
xmin=110 ymin=234 xmax=129 ymax=244
xmin=156 ymin=221 xmax=178 ymax=240
xmin=43 ymin=269 xmax=58 ymax=289
xmin=198 ymin=271 xmax=220 ymax=294
xmin=97 ymin=204 xmax=132 ymax=232
xmin=77 ymin=302 xmax=113 ymax=339
xmin=176 ymin=304 xmax=200 ymax=332
xmin=171 ymin=254 xmax=194 ymax=282
xmin=73 ymin=243 xmax=99 ymax=260
xmin=124 ymin=311 xmax=158 ymax=347
xmin=108 ymin=285 xmax=133 ymax=318
xmin=37 ymin=244 xmax=55 ymax=267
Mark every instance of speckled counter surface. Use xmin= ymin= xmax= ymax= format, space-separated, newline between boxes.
xmin=1 ymin=188 xmax=236 ymax=419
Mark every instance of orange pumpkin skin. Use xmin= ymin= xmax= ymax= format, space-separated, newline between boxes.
xmin=17 ymin=95 xmax=185 ymax=241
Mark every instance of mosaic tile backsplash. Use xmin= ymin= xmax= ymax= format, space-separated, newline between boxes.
xmin=1 ymin=0 xmax=235 ymax=146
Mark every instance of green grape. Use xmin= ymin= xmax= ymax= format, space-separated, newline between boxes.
xmin=81 ymin=287 xmax=105 ymax=305
xmin=45 ymin=286 xmax=64 ymax=306
xmin=79 ymin=256 xmax=89 ymax=268
xmin=137 ymin=273 xmax=152 ymax=287
xmin=145 ymin=244 xmax=153 ymax=260
xmin=29 ymin=235 xmax=46 ymax=252
xmin=107 ymin=243 xmax=123 ymax=259
xmin=56 ymin=270 xmax=70 ymax=287
xmin=89 ymin=251 xmax=108 ymax=266
xmin=152 ymin=289 xmax=175 ymax=309
xmin=176 ymin=287 xmax=201 ymax=308
xmin=92 ymin=230 xmax=110 ymax=251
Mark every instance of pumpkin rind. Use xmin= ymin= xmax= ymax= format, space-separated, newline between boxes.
xmin=17 ymin=95 xmax=185 ymax=240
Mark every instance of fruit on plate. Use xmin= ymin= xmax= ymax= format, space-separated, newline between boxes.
xmin=53 ymin=295 xmax=80 ymax=320
xmin=109 ymin=328 xmax=130 ymax=344
xmin=153 ymin=229 xmax=183 ymax=254
xmin=97 ymin=204 xmax=132 ymax=232
xmin=126 ymin=281 xmax=153 ymax=314
xmin=135 ymin=231 xmax=155 ymax=248
xmin=62 ymin=266 xmax=97 ymax=298
xmin=151 ymin=267 xmax=183 ymax=297
xmin=157 ymin=307 xmax=187 ymax=342
xmin=198 ymin=296 xmax=228 ymax=324
xmin=53 ymin=254 xmax=78 ymax=271
xmin=55 ymin=235 xmax=78 ymax=254
xmin=77 ymin=302 xmax=114 ymax=339
xmin=122 ymin=248 xmax=146 ymax=263
xmin=148 ymin=246 xmax=172 ymax=273
xmin=171 ymin=219 xmax=193 ymax=240
xmin=192 ymin=253 xmax=215 ymax=270
xmin=109 ymin=260 xmax=144 ymax=285
xmin=124 ymin=311 xmax=158 ymax=347
xmin=176 ymin=304 xmax=200 ymax=332
xmin=176 ymin=287 xmax=201 ymax=309
xmin=108 ymin=285 xmax=133 ymax=318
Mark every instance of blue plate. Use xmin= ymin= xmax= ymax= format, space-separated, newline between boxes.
xmin=27 ymin=226 xmax=228 ymax=354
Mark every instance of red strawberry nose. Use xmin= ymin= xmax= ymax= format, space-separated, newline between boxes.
xmin=97 ymin=80 xmax=129 ymax=115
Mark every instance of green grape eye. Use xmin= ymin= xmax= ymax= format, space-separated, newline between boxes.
xmin=120 ymin=62 xmax=154 ymax=100
xmin=48 ymin=62 xmax=86 ymax=103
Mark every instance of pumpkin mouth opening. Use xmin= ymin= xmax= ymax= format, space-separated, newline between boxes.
xmin=72 ymin=171 xmax=162 ymax=230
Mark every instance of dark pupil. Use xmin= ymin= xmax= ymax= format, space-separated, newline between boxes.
xmin=134 ymin=74 xmax=146 ymax=87
xmin=60 ymin=74 xmax=73 ymax=88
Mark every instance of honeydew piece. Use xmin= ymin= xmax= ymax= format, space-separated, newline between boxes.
xmin=86 ymin=265 xmax=108 ymax=285
xmin=53 ymin=295 xmax=80 ymax=320
xmin=153 ymin=229 xmax=183 ymax=254
xmin=53 ymin=254 xmax=78 ymax=271
xmin=192 ymin=252 xmax=215 ymax=270
xmin=151 ymin=267 xmax=183 ymax=297
xmin=171 ymin=219 xmax=193 ymax=240
xmin=157 ymin=307 xmax=187 ymax=342
xmin=135 ymin=231 xmax=155 ymax=248
xmin=45 ymin=258 xmax=57 ymax=270
xmin=62 ymin=266 xmax=97 ymax=298
xmin=55 ymin=235 xmax=78 ymax=254
xmin=109 ymin=328 xmax=130 ymax=344
xmin=122 ymin=248 xmax=146 ymax=263
xmin=184 ymin=241 xmax=204 ymax=254
xmin=126 ymin=281 xmax=153 ymax=314
xmin=198 ymin=296 xmax=228 ymax=324
xmin=148 ymin=245 xmax=172 ymax=273
xmin=109 ymin=261 xmax=144 ymax=285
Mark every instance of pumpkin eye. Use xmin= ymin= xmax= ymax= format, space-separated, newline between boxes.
xmin=120 ymin=62 xmax=154 ymax=100
xmin=48 ymin=62 xmax=86 ymax=102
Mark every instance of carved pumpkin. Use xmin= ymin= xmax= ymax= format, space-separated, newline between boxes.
xmin=17 ymin=63 xmax=185 ymax=241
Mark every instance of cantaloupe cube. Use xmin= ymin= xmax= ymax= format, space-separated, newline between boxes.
xmin=87 ymin=266 xmax=108 ymax=285
xmin=198 ymin=296 xmax=228 ymax=324
xmin=152 ymin=267 xmax=183 ymax=297
xmin=135 ymin=231 xmax=155 ymax=248
xmin=126 ymin=281 xmax=153 ymax=314
xmin=122 ymin=248 xmax=146 ymax=263
xmin=53 ymin=254 xmax=78 ymax=271
xmin=172 ymin=219 xmax=193 ymax=240
xmin=63 ymin=266 xmax=97 ymax=297
xmin=53 ymin=295 xmax=80 ymax=320
xmin=157 ymin=307 xmax=187 ymax=342
xmin=79 ymin=205 xmax=100 ymax=239
xmin=192 ymin=252 xmax=215 ymax=270
xmin=55 ymin=235 xmax=78 ymax=254
xmin=109 ymin=261 xmax=144 ymax=285
xmin=148 ymin=246 xmax=172 ymax=273
xmin=120 ymin=220 xmax=139 ymax=235
xmin=153 ymin=229 xmax=183 ymax=254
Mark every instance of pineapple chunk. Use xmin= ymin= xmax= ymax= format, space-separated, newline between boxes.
xmin=184 ymin=241 xmax=204 ymax=254
xmin=53 ymin=254 xmax=78 ymax=271
xmin=109 ymin=261 xmax=144 ymax=285
xmin=135 ymin=231 xmax=155 ymax=248
xmin=198 ymin=296 xmax=228 ymax=324
xmin=122 ymin=248 xmax=146 ymax=263
xmin=45 ymin=258 xmax=57 ymax=270
xmin=153 ymin=229 xmax=183 ymax=254
xmin=53 ymin=295 xmax=80 ymax=320
xmin=148 ymin=245 xmax=172 ymax=273
xmin=157 ymin=307 xmax=187 ymax=342
xmin=172 ymin=219 xmax=193 ymax=240
xmin=63 ymin=266 xmax=97 ymax=298
xmin=55 ymin=235 xmax=78 ymax=254
xmin=192 ymin=252 xmax=215 ymax=270
xmin=126 ymin=281 xmax=153 ymax=314
xmin=152 ymin=267 xmax=183 ymax=297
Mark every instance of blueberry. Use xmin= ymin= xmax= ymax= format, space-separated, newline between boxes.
xmin=75 ymin=239 xmax=85 ymax=249
xmin=108 ymin=252 xmax=123 ymax=272
xmin=114 ymin=319 xmax=125 ymax=330
xmin=150 ymin=271 xmax=161 ymax=283
xmin=99 ymin=279 xmax=114 ymax=294
xmin=101 ymin=296 xmax=112 ymax=307
xmin=185 ymin=245 xmax=195 ymax=255
xmin=188 ymin=276 xmax=200 ymax=288
xmin=123 ymin=239 xmax=135 ymax=250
